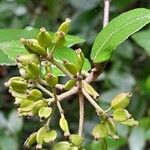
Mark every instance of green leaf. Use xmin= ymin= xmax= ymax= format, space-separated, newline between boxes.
xmin=0 ymin=29 xmax=85 ymax=66
xmin=0 ymin=50 xmax=15 ymax=65
xmin=0 ymin=29 xmax=85 ymax=47
xmin=91 ymin=8 xmax=150 ymax=63
xmin=0 ymin=41 xmax=28 ymax=60
xmin=52 ymin=47 xmax=91 ymax=76
xmin=132 ymin=29 xmax=150 ymax=56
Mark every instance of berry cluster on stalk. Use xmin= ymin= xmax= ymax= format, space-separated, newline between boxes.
xmin=5 ymin=18 xmax=138 ymax=150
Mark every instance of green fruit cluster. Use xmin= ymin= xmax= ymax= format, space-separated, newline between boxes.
xmin=5 ymin=18 xmax=138 ymax=150
xmin=92 ymin=92 xmax=138 ymax=144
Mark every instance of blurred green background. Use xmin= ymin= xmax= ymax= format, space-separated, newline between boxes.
xmin=0 ymin=0 xmax=150 ymax=150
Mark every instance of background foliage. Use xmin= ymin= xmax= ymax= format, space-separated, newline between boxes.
xmin=0 ymin=0 xmax=150 ymax=150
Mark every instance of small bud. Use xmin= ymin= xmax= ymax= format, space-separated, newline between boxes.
xmin=82 ymin=82 xmax=99 ymax=99
xmin=113 ymin=108 xmax=132 ymax=122
xmin=104 ymin=118 xmax=119 ymax=140
xmin=32 ymin=100 xmax=48 ymax=115
xmin=18 ymin=100 xmax=34 ymax=115
xmin=92 ymin=123 xmax=108 ymax=140
xmin=52 ymin=141 xmax=71 ymax=150
xmin=58 ymin=18 xmax=71 ymax=34
xmin=121 ymin=118 xmax=139 ymax=126
xmin=63 ymin=59 xmax=78 ymax=76
xmin=10 ymin=90 xmax=27 ymax=99
xmin=20 ymin=38 xmax=34 ymax=54
xmin=111 ymin=92 xmax=132 ymax=109
xmin=36 ymin=127 xmax=47 ymax=145
xmin=27 ymin=89 xmax=43 ymax=101
xmin=19 ymin=68 xmax=29 ymax=79
xmin=38 ymin=107 xmax=52 ymax=120
xmin=76 ymin=48 xmax=85 ymax=72
xmin=20 ymin=99 xmax=34 ymax=108
xmin=37 ymin=27 xmax=52 ymax=48
xmin=9 ymin=77 xmax=28 ymax=93
xmin=21 ymin=38 xmax=46 ymax=56
xmin=24 ymin=132 xmax=37 ymax=148
xmin=45 ymin=73 xmax=58 ymax=88
xmin=26 ymin=62 xmax=40 ymax=79
xmin=44 ymin=130 xmax=57 ymax=143
xmin=59 ymin=114 xmax=70 ymax=136
xmin=53 ymin=31 xmax=66 ymax=47
xmin=16 ymin=54 xmax=39 ymax=66
xmin=69 ymin=134 xmax=84 ymax=147
xmin=64 ymin=79 xmax=77 ymax=90
xmin=5 ymin=77 xmax=25 ymax=87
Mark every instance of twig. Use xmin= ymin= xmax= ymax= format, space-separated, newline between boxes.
xmin=35 ymin=83 xmax=53 ymax=97
xmin=55 ymin=84 xmax=64 ymax=90
xmin=53 ymin=88 xmax=64 ymax=114
xmin=48 ymin=45 xmax=56 ymax=58
xmin=82 ymin=88 xmax=104 ymax=115
xmin=103 ymin=0 xmax=111 ymax=27
xmin=78 ymin=80 xmax=84 ymax=136
xmin=50 ymin=58 xmax=74 ymax=79
xmin=58 ymin=86 xmax=78 ymax=101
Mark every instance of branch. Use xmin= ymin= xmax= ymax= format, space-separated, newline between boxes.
xmin=53 ymin=88 xmax=64 ymax=114
xmin=42 ymin=0 xmax=111 ymax=104
xmin=50 ymin=58 xmax=74 ymax=79
xmin=35 ymin=83 xmax=53 ymax=97
xmin=58 ymin=86 xmax=78 ymax=101
xmin=103 ymin=0 xmax=111 ymax=27
xmin=82 ymin=88 xmax=104 ymax=115
xmin=78 ymin=80 xmax=84 ymax=136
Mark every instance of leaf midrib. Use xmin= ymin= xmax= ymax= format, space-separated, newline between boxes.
xmin=93 ymin=15 xmax=150 ymax=61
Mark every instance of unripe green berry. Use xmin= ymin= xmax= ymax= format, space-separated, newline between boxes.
xmin=45 ymin=73 xmax=58 ymax=88
xmin=7 ymin=77 xmax=28 ymax=93
xmin=21 ymin=38 xmax=46 ymax=56
xmin=27 ymin=89 xmax=43 ymax=101
xmin=69 ymin=134 xmax=84 ymax=147
xmin=44 ymin=130 xmax=57 ymax=143
xmin=104 ymin=118 xmax=119 ymax=140
xmin=121 ymin=118 xmax=139 ymax=126
xmin=32 ymin=100 xmax=48 ymax=115
xmin=64 ymin=79 xmax=77 ymax=90
xmin=58 ymin=18 xmax=71 ymax=34
xmin=38 ymin=107 xmax=52 ymax=120
xmin=24 ymin=132 xmax=37 ymax=148
xmin=36 ymin=127 xmax=47 ymax=146
xmin=111 ymin=92 xmax=132 ymax=109
xmin=16 ymin=54 xmax=39 ymax=66
xmin=53 ymin=31 xmax=66 ymax=47
xmin=76 ymin=48 xmax=85 ymax=72
xmin=52 ymin=141 xmax=71 ymax=150
xmin=63 ymin=59 xmax=78 ymax=76
xmin=82 ymin=82 xmax=99 ymax=99
xmin=26 ymin=62 xmax=40 ymax=79
xmin=92 ymin=123 xmax=108 ymax=140
xmin=59 ymin=114 xmax=70 ymax=136
xmin=113 ymin=108 xmax=131 ymax=122
xmin=37 ymin=27 xmax=52 ymax=48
